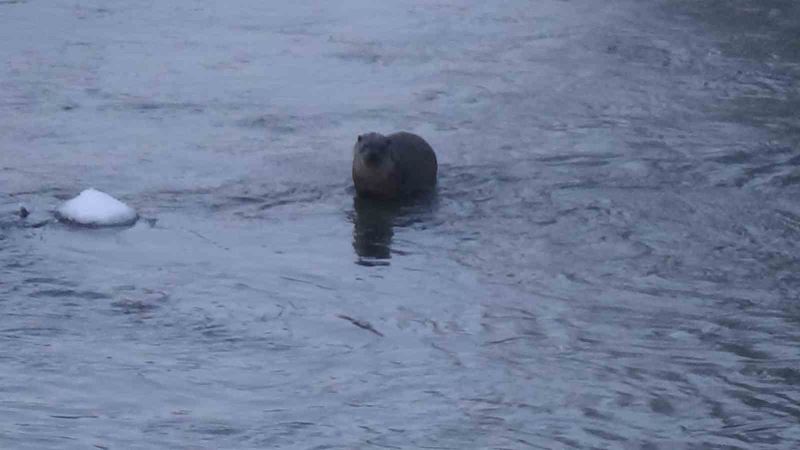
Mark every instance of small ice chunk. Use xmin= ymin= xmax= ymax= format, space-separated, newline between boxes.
xmin=56 ymin=188 xmax=138 ymax=227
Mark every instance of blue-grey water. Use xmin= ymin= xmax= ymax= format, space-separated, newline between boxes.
xmin=2 ymin=0 xmax=799 ymax=449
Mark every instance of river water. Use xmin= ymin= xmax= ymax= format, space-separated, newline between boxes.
xmin=1 ymin=0 xmax=799 ymax=448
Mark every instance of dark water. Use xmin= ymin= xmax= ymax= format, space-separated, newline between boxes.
xmin=2 ymin=0 xmax=799 ymax=448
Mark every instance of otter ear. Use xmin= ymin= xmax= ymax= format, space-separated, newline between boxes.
xmin=357 ymin=135 xmax=362 ymax=143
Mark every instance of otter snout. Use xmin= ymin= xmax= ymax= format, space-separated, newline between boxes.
xmin=364 ymin=150 xmax=381 ymax=166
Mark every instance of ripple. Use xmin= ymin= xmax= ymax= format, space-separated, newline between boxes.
xmin=28 ymin=289 xmax=109 ymax=300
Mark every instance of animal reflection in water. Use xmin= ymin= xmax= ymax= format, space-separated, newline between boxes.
xmin=350 ymin=194 xmax=437 ymax=266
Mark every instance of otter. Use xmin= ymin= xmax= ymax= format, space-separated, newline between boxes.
xmin=352 ymin=131 xmax=438 ymax=199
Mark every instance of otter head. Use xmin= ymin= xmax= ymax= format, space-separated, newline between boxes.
xmin=354 ymin=133 xmax=394 ymax=168
xmin=353 ymin=133 xmax=400 ymax=198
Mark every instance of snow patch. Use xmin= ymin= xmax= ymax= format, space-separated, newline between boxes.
xmin=56 ymin=188 xmax=138 ymax=227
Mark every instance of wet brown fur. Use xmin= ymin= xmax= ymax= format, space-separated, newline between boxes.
xmin=352 ymin=131 xmax=437 ymax=199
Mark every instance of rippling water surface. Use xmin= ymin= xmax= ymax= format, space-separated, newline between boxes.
xmin=2 ymin=0 xmax=799 ymax=448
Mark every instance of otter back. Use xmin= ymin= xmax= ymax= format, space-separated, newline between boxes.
xmin=387 ymin=132 xmax=438 ymax=197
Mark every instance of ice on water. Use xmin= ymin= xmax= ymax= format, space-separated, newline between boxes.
xmin=56 ymin=188 xmax=138 ymax=227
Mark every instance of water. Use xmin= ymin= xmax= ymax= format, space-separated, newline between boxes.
xmin=2 ymin=0 xmax=799 ymax=448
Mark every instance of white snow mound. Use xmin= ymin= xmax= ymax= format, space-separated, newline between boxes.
xmin=57 ymin=188 xmax=138 ymax=227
